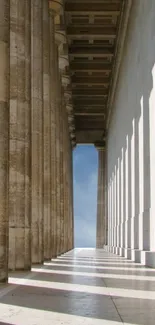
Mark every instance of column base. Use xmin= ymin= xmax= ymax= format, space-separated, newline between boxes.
xmin=104 ymin=246 xmax=155 ymax=267
xmin=140 ymin=251 xmax=155 ymax=267
xmin=104 ymin=245 xmax=109 ymax=252
xmin=118 ymin=247 xmax=125 ymax=257
xmin=124 ymin=248 xmax=132 ymax=259
xmin=131 ymin=249 xmax=141 ymax=262
xmin=113 ymin=246 xmax=118 ymax=254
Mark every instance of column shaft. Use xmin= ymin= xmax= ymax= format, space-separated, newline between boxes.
xmin=63 ymin=108 xmax=69 ymax=253
xmin=0 ymin=0 xmax=9 ymax=282
xmin=43 ymin=0 xmax=51 ymax=261
xmin=70 ymin=149 xmax=74 ymax=250
xmin=50 ymin=12 xmax=57 ymax=258
xmin=69 ymin=144 xmax=74 ymax=250
xmin=59 ymin=88 xmax=64 ymax=254
xmin=31 ymin=0 xmax=43 ymax=264
xmin=60 ymin=93 xmax=65 ymax=254
xmin=55 ymin=46 xmax=61 ymax=256
xmin=9 ymin=0 xmax=31 ymax=270
xmin=96 ymin=149 xmax=106 ymax=248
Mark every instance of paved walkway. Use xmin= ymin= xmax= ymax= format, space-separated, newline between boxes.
xmin=0 ymin=249 xmax=155 ymax=324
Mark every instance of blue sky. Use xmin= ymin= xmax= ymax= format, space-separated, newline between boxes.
xmin=73 ymin=145 xmax=98 ymax=248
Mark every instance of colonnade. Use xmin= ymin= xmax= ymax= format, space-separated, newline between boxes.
xmin=0 ymin=0 xmax=75 ymax=282
xmin=103 ymin=0 xmax=155 ymax=268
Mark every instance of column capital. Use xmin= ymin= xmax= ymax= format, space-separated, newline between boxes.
xmin=71 ymin=139 xmax=76 ymax=149
xmin=94 ymin=140 xmax=106 ymax=151
xmin=49 ymin=0 xmax=63 ymax=16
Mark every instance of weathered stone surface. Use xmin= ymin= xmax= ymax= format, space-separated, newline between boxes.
xmin=55 ymin=45 xmax=61 ymax=256
xmin=43 ymin=0 xmax=51 ymax=261
xmin=9 ymin=0 xmax=31 ymax=271
xmin=31 ymin=0 xmax=43 ymax=264
xmin=0 ymin=0 xmax=9 ymax=282
xmin=50 ymin=11 xmax=57 ymax=258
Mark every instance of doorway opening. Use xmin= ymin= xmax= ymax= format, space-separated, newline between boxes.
xmin=73 ymin=145 xmax=98 ymax=248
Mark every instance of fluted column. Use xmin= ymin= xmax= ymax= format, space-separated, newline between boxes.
xmin=62 ymin=106 xmax=69 ymax=253
xmin=96 ymin=143 xmax=106 ymax=248
xmin=54 ymin=25 xmax=65 ymax=256
xmin=55 ymin=52 xmax=69 ymax=255
xmin=60 ymin=93 xmax=65 ymax=254
xmin=43 ymin=0 xmax=51 ymax=261
xmin=65 ymin=133 xmax=73 ymax=252
xmin=9 ymin=0 xmax=31 ymax=270
xmin=66 ymin=134 xmax=70 ymax=252
xmin=49 ymin=10 xmax=57 ymax=258
xmin=0 ymin=0 xmax=9 ymax=282
xmin=68 ymin=143 xmax=74 ymax=250
xmin=49 ymin=0 xmax=63 ymax=257
xmin=55 ymin=48 xmax=61 ymax=256
xmin=31 ymin=0 xmax=43 ymax=264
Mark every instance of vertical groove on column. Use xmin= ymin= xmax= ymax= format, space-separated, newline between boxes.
xmin=0 ymin=0 xmax=9 ymax=282
xmin=31 ymin=0 xmax=43 ymax=264
xmin=43 ymin=0 xmax=51 ymax=261
xmin=9 ymin=0 xmax=31 ymax=270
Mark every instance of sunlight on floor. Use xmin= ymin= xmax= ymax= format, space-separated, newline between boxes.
xmin=0 ymin=249 xmax=155 ymax=325
xmin=52 ymin=258 xmax=138 ymax=265
xmin=44 ymin=261 xmax=154 ymax=272
xmin=8 ymin=277 xmax=155 ymax=300
xmin=32 ymin=267 xmax=155 ymax=281
xmin=0 ymin=303 xmax=136 ymax=325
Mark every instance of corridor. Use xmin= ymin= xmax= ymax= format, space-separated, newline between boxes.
xmin=0 ymin=249 xmax=155 ymax=325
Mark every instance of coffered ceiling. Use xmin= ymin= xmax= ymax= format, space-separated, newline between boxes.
xmin=64 ymin=0 xmax=130 ymax=144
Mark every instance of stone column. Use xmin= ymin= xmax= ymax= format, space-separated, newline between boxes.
xmin=120 ymin=147 xmax=125 ymax=256
xmin=9 ymin=0 xmax=31 ymax=270
xmin=116 ymin=157 xmax=120 ymax=252
xmin=31 ymin=0 xmax=44 ymax=264
xmin=49 ymin=10 xmax=57 ymax=258
xmin=0 ymin=0 xmax=9 ymax=282
xmin=70 ymin=148 xmax=74 ymax=250
xmin=66 ymin=135 xmax=71 ymax=251
xmin=49 ymin=0 xmax=63 ymax=257
xmin=68 ymin=144 xmax=74 ymax=251
xmin=55 ymin=46 xmax=61 ymax=256
xmin=43 ymin=0 xmax=51 ymax=261
xmin=55 ymin=35 xmax=71 ymax=254
xmin=62 ymin=106 xmax=69 ymax=253
xmin=60 ymin=93 xmax=65 ymax=254
xmin=96 ymin=143 xmax=106 ymax=248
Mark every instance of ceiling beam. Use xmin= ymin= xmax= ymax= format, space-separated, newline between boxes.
xmin=74 ymin=98 xmax=106 ymax=105
xmin=70 ymin=62 xmax=112 ymax=72
xmin=72 ymin=76 xmax=109 ymax=86
xmin=67 ymin=26 xmax=116 ymax=40
xmin=72 ymin=89 xmax=108 ymax=96
xmin=65 ymin=3 xmax=120 ymax=16
xmin=69 ymin=47 xmax=114 ymax=58
xmin=75 ymin=112 xmax=105 ymax=116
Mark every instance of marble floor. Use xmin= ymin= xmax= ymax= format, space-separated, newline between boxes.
xmin=0 ymin=248 xmax=155 ymax=325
